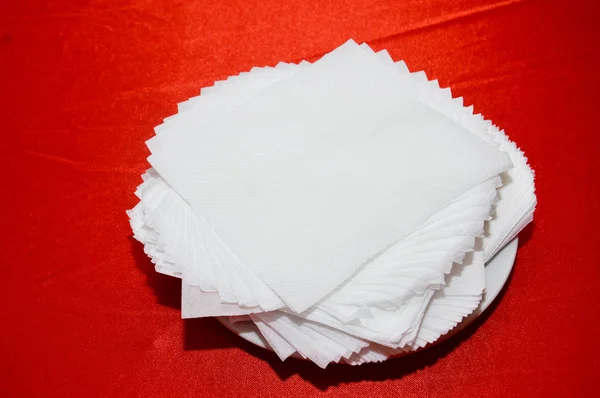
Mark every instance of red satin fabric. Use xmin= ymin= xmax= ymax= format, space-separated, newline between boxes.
xmin=2 ymin=0 xmax=599 ymax=396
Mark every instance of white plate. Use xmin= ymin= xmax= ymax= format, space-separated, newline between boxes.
xmin=218 ymin=238 xmax=518 ymax=360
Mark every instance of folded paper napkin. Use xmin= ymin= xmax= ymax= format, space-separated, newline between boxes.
xmin=128 ymin=40 xmax=536 ymax=368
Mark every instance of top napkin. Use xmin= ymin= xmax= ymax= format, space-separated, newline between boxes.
xmin=147 ymin=40 xmax=512 ymax=312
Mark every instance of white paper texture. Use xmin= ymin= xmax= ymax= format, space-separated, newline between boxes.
xmin=128 ymin=40 xmax=536 ymax=367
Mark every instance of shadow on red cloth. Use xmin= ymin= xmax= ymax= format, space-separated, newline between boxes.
xmin=130 ymin=236 xmax=182 ymax=310
xmin=517 ymin=223 xmax=535 ymax=250
xmin=131 ymin=226 xmax=533 ymax=389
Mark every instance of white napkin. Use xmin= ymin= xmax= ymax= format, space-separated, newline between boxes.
xmin=145 ymin=40 xmax=511 ymax=313
xmin=128 ymin=39 xmax=536 ymax=368
xmin=255 ymin=247 xmax=486 ymax=366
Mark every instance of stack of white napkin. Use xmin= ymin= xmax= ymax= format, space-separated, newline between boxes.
xmin=128 ymin=40 xmax=536 ymax=368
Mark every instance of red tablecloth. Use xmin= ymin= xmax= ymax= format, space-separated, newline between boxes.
xmin=2 ymin=0 xmax=599 ymax=396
